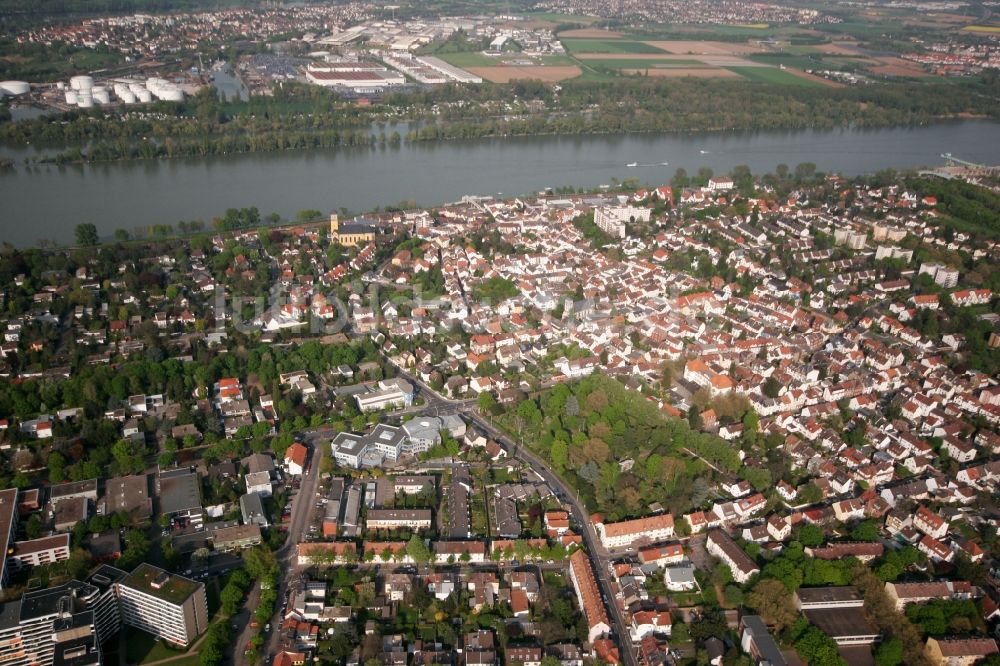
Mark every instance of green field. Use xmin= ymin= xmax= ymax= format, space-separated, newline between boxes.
xmin=581 ymin=58 xmax=705 ymax=68
xmin=435 ymin=51 xmax=501 ymax=67
xmin=728 ymin=66 xmax=826 ymax=86
xmin=560 ymin=38 xmax=668 ymax=54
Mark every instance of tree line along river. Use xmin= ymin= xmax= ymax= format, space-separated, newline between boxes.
xmin=1 ymin=120 xmax=999 ymax=247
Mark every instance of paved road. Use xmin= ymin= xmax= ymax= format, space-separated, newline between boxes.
xmin=247 ymin=432 xmax=326 ymax=664
xmin=470 ymin=411 xmax=639 ymax=666
xmin=386 ymin=361 xmax=637 ymax=666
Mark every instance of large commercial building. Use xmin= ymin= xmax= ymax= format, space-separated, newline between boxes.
xmin=117 ymin=564 xmax=208 ymax=646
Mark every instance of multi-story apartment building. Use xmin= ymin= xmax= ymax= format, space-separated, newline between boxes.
xmin=0 ymin=573 xmax=119 ymax=666
xmin=117 ymin=563 xmax=209 ymax=646
xmin=595 ymin=514 xmax=675 ymax=550
xmin=706 ymin=530 xmax=760 ymax=584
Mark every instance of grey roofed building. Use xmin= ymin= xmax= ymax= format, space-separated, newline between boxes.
xmin=53 ymin=496 xmax=89 ymax=532
xmin=740 ymin=615 xmax=786 ymax=666
xmin=367 ymin=424 xmax=407 ymax=459
xmin=448 ymin=467 xmax=472 ymax=539
xmin=158 ymin=467 xmax=203 ymax=517
xmin=331 ymin=432 xmax=367 ymax=469
xmin=241 ymin=453 xmax=276 ymax=476
xmin=492 ymin=495 xmax=520 ymax=539
xmin=240 ymin=493 xmax=269 ymax=527
xmin=84 ymin=531 xmax=122 ymax=561
xmin=374 ymin=477 xmax=394 ymax=508
xmin=50 ymin=479 xmax=98 ymax=505
xmin=663 ymin=564 xmax=697 ymax=590
xmin=402 ymin=417 xmax=442 ymax=454
xmin=394 ymin=475 xmax=435 ymax=494
xmin=439 ymin=413 xmax=467 ymax=438
xmin=105 ymin=474 xmax=152 ymax=521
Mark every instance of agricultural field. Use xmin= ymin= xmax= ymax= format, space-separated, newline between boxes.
xmin=621 ymin=68 xmax=740 ymax=78
xmin=558 ymin=28 xmax=624 ymax=39
xmin=727 ymin=66 xmax=828 ymax=87
xmin=961 ymin=25 xmax=1000 ymax=33
xmin=747 ymin=52 xmax=824 ymax=71
xmin=467 ymin=65 xmax=583 ymax=83
xmin=435 ymin=51 xmax=502 ymax=68
xmin=560 ymin=38 xmax=668 ymax=54
xmin=639 ymin=40 xmax=763 ymax=55
xmin=578 ymin=58 xmax=705 ymax=69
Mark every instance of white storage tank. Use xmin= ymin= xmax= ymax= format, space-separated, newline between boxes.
xmin=64 ymin=90 xmax=78 ymax=105
xmin=77 ymin=90 xmax=94 ymax=108
xmin=119 ymin=89 xmax=137 ymax=104
xmin=157 ymin=87 xmax=184 ymax=102
xmin=128 ymin=82 xmax=145 ymax=95
xmin=136 ymin=89 xmax=153 ymax=103
xmin=145 ymin=77 xmax=168 ymax=91
xmin=70 ymin=75 xmax=94 ymax=91
xmin=92 ymin=86 xmax=110 ymax=104
xmin=0 ymin=81 xmax=30 ymax=96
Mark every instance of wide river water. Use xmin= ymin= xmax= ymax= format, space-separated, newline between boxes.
xmin=1 ymin=120 xmax=999 ymax=246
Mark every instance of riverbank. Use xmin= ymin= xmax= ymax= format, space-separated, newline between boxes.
xmin=20 ymin=111 xmax=1000 ymax=167
xmin=3 ymin=77 xmax=999 ymax=165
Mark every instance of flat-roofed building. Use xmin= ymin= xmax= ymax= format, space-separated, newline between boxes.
xmin=366 ymin=509 xmax=432 ymax=531
xmin=49 ymin=480 xmax=98 ymax=506
xmin=157 ymin=468 xmax=203 ymax=529
xmin=210 ymin=524 xmax=262 ymax=552
xmin=355 ymin=379 xmax=413 ymax=413
xmin=86 ymin=565 xmax=126 ymax=643
xmin=53 ymin=497 xmax=88 ymax=533
xmin=16 ymin=581 xmax=104 ymax=666
xmin=8 ymin=534 xmax=70 ymax=570
xmin=245 ymin=471 xmax=273 ymax=497
xmin=104 ymin=475 xmax=152 ymax=523
xmin=0 ymin=488 xmax=18 ymax=591
xmin=795 ymin=586 xmax=878 ymax=645
xmin=117 ymin=564 xmax=208 ymax=646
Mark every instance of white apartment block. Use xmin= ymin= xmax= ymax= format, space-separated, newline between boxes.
xmin=594 ymin=206 xmax=651 ymax=239
xmin=919 ymin=262 xmax=960 ymax=288
xmin=116 ymin=564 xmax=209 ymax=646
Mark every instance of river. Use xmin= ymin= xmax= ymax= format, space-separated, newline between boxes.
xmin=1 ymin=120 xmax=999 ymax=247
